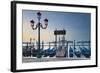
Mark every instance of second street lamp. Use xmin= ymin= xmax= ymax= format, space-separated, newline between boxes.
xmin=30 ymin=12 xmax=48 ymax=58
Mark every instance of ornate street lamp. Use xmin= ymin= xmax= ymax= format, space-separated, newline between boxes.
xmin=30 ymin=12 xmax=48 ymax=58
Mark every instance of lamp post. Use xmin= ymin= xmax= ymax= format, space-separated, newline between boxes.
xmin=30 ymin=12 xmax=48 ymax=58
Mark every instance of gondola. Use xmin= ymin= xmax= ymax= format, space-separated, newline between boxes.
xmin=74 ymin=47 xmax=81 ymax=57
xmin=69 ymin=47 xmax=74 ymax=57
xmin=49 ymin=47 xmax=56 ymax=57
xmin=23 ymin=47 xmax=31 ymax=57
xmin=81 ymin=47 xmax=91 ymax=58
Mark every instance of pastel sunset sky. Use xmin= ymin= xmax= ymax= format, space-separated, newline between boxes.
xmin=22 ymin=10 xmax=91 ymax=43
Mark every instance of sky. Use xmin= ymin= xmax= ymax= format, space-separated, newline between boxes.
xmin=22 ymin=10 xmax=91 ymax=43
